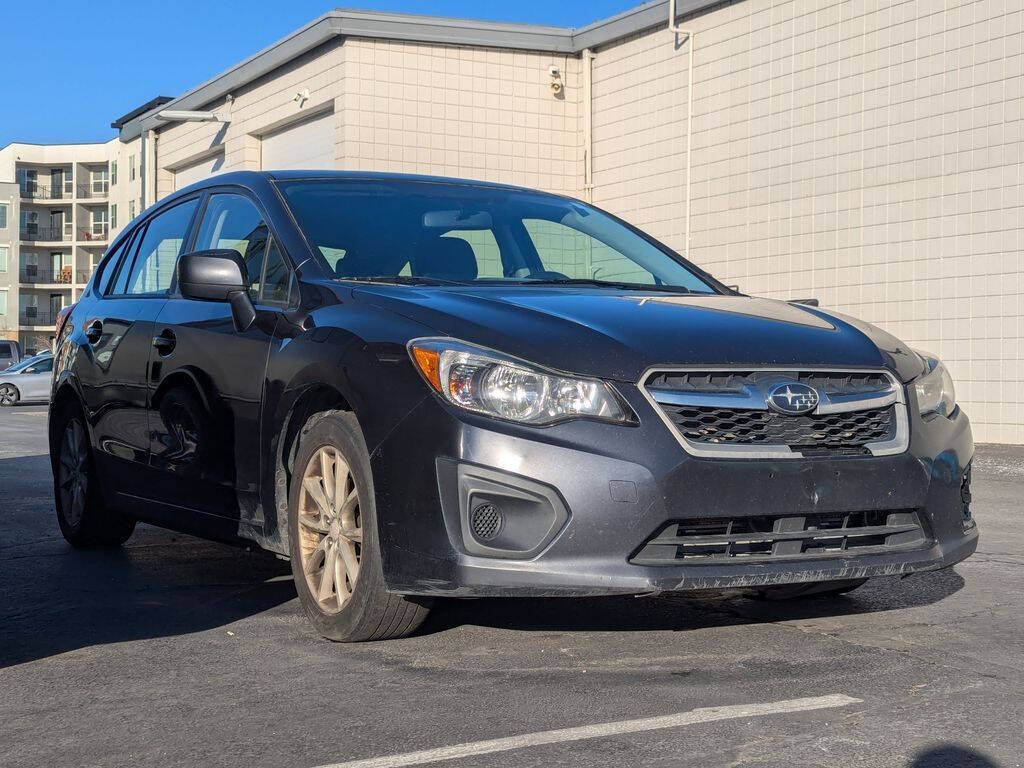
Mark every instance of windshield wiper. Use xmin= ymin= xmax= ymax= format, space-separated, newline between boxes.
xmin=517 ymin=277 xmax=696 ymax=294
xmin=342 ymin=275 xmax=468 ymax=286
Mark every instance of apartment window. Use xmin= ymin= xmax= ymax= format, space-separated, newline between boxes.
xmin=129 ymin=200 xmax=136 ymax=219
xmin=0 ymin=202 xmax=7 ymax=229
xmin=111 ymin=161 xmax=118 ymax=185
xmin=92 ymin=208 xmax=109 ymax=237
xmin=129 ymin=155 xmax=136 ymax=181
xmin=0 ymin=245 xmax=7 ymax=272
xmin=0 ymin=289 xmax=7 ymax=316
xmin=111 ymin=204 xmax=118 ymax=229
xmin=91 ymin=168 xmax=110 ymax=194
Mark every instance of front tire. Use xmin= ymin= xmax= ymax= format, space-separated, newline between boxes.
xmin=288 ymin=410 xmax=431 ymax=641
xmin=53 ymin=413 xmax=135 ymax=547
xmin=0 ymin=384 xmax=19 ymax=406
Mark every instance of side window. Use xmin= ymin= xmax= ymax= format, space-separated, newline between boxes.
xmin=522 ymin=219 xmax=655 ymax=284
xmin=441 ymin=230 xmax=503 ymax=278
xmin=193 ymin=193 xmax=268 ymax=300
xmin=124 ymin=199 xmax=200 ymax=295
xmin=26 ymin=358 xmax=53 ymax=374
xmin=95 ymin=236 xmax=130 ymax=295
xmin=260 ymin=239 xmax=291 ymax=304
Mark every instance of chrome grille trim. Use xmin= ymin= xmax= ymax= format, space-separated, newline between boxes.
xmin=639 ymin=366 xmax=910 ymax=459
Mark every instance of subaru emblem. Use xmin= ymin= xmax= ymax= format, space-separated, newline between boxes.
xmin=767 ymin=383 xmax=819 ymax=415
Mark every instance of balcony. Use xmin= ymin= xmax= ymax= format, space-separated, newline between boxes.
xmin=20 ymin=184 xmax=75 ymax=201
xmin=78 ymin=181 xmax=110 ymax=199
xmin=19 ymin=309 xmax=59 ymax=328
xmin=19 ymin=265 xmax=86 ymax=285
xmin=20 ymin=225 xmax=73 ymax=242
xmin=80 ymin=225 xmax=109 ymax=242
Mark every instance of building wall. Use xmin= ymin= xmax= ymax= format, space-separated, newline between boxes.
xmin=0 ymin=180 xmax=17 ymax=342
xmin=338 ymin=38 xmax=581 ymax=195
xmin=153 ymin=37 xmax=581 ymax=200
xmin=590 ymin=0 xmax=1024 ymax=443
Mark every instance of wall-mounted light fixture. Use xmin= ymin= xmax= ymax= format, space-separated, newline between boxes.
xmin=156 ymin=110 xmax=229 ymax=123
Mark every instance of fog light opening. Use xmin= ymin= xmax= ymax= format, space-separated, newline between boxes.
xmin=471 ymin=503 xmax=504 ymax=542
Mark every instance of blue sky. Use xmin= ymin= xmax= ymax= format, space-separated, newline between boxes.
xmin=2 ymin=0 xmax=640 ymax=147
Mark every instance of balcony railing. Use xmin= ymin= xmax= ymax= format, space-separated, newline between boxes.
xmin=18 ymin=266 xmax=85 ymax=284
xmin=20 ymin=183 xmax=75 ymax=201
xmin=20 ymin=226 xmax=73 ymax=242
xmin=78 ymin=182 xmax=110 ymax=198
xmin=19 ymin=309 xmax=59 ymax=327
xmin=80 ymin=225 xmax=109 ymax=241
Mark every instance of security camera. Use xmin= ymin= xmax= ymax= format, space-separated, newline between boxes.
xmin=549 ymin=65 xmax=560 ymax=77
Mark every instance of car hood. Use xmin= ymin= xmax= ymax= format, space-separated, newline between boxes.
xmin=350 ymin=285 xmax=926 ymax=383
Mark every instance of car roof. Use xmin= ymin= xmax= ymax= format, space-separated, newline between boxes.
xmin=173 ymin=169 xmax=564 ymax=198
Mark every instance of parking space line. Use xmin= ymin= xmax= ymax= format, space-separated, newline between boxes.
xmin=313 ymin=693 xmax=862 ymax=768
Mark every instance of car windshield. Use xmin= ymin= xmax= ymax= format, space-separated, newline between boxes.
xmin=277 ymin=179 xmax=719 ymax=293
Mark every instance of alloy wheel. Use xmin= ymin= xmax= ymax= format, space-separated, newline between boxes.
xmin=297 ymin=446 xmax=362 ymax=614
xmin=0 ymin=385 xmax=17 ymax=406
xmin=58 ymin=419 xmax=89 ymax=528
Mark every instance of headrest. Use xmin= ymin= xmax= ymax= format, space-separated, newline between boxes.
xmin=414 ymin=237 xmax=479 ymax=282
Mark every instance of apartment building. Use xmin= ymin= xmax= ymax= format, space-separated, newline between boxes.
xmin=0 ymin=138 xmax=146 ymax=353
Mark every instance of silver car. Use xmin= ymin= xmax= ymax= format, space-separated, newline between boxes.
xmin=0 ymin=353 xmax=54 ymax=405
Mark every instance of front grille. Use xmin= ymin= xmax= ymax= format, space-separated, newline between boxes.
xmin=631 ymin=510 xmax=927 ymax=565
xmin=647 ymin=371 xmax=892 ymax=396
xmin=662 ymin=404 xmax=896 ymax=453
xmin=642 ymin=367 xmax=908 ymax=458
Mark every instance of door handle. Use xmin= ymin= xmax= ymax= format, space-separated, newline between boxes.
xmin=84 ymin=320 xmax=103 ymax=344
xmin=153 ymin=329 xmax=176 ymax=355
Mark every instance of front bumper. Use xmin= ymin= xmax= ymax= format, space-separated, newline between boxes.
xmin=371 ymin=388 xmax=978 ymax=597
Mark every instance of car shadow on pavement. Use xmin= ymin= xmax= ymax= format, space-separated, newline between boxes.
xmin=909 ymin=744 xmax=1000 ymax=767
xmin=0 ymin=536 xmax=296 ymax=669
xmin=419 ymin=567 xmax=966 ymax=635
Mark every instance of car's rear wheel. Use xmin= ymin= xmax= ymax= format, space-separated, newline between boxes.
xmin=0 ymin=384 xmax=19 ymax=406
xmin=288 ymin=410 xmax=431 ymax=641
xmin=53 ymin=414 xmax=135 ymax=547
xmin=753 ymin=578 xmax=868 ymax=600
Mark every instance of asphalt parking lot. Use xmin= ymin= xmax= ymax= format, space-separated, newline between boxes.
xmin=1 ymin=403 xmax=1022 ymax=768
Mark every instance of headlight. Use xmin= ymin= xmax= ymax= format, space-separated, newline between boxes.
xmin=408 ymin=338 xmax=632 ymax=425
xmin=914 ymin=353 xmax=956 ymax=418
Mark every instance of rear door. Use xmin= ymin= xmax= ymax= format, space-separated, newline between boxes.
xmin=77 ymin=197 xmax=201 ymax=503
xmin=19 ymin=356 xmax=53 ymax=399
xmin=147 ymin=190 xmax=290 ymax=528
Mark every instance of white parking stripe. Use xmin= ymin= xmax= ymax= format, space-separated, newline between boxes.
xmin=314 ymin=693 xmax=862 ymax=768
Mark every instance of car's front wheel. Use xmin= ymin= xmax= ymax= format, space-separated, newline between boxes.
xmin=53 ymin=413 xmax=136 ymax=547
xmin=288 ymin=410 xmax=431 ymax=641
xmin=0 ymin=384 xmax=19 ymax=406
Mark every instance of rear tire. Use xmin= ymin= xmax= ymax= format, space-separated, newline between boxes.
xmin=288 ymin=410 xmax=431 ymax=641
xmin=753 ymin=578 xmax=868 ymax=601
xmin=52 ymin=410 xmax=135 ymax=547
xmin=0 ymin=384 xmax=19 ymax=406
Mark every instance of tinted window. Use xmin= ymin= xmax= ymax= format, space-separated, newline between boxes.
xmin=278 ymin=180 xmax=717 ymax=293
xmin=124 ymin=199 xmax=199 ymax=295
xmin=193 ymin=193 xmax=268 ymax=298
xmin=95 ymin=236 xmax=130 ymax=295
xmin=260 ymin=239 xmax=291 ymax=304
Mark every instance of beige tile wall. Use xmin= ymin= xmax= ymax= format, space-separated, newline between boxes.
xmin=591 ymin=0 xmax=1024 ymax=443
xmin=338 ymin=38 xmax=581 ymax=195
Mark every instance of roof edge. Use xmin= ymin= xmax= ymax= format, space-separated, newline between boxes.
xmin=119 ymin=0 xmax=723 ymax=142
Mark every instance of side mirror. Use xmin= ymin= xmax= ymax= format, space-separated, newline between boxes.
xmin=178 ymin=249 xmax=248 ymax=301
xmin=178 ymin=249 xmax=256 ymax=332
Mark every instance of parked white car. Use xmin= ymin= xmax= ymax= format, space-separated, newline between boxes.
xmin=0 ymin=353 xmax=54 ymax=405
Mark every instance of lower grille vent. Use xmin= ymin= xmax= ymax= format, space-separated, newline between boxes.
xmin=631 ymin=510 xmax=927 ymax=565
